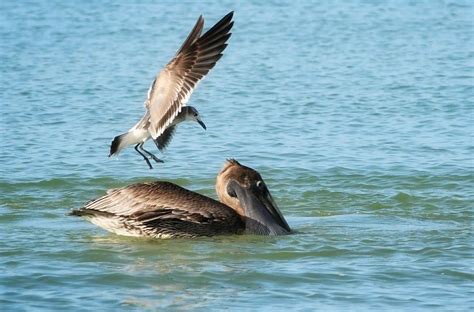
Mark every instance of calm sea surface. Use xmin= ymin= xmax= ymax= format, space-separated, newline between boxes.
xmin=1 ymin=0 xmax=473 ymax=311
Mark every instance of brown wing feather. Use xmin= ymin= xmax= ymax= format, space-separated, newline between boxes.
xmin=71 ymin=181 xmax=243 ymax=237
xmin=176 ymin=15 xmax=204 ymax=55
xmin=147 ymin=12 xmax=234 ymax=139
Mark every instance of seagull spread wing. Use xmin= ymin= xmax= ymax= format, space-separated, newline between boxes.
xmin=145 ymin=12 xmax=234 ymax=139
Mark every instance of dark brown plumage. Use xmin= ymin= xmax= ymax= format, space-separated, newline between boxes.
xmin=70 ymin=160 xmax=291 ymax=238
xmin=71 ymin=181 xmax=243 ymax=238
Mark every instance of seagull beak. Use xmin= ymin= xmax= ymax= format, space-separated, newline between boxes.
xmin=197 ymin=118 xmax=206 ymax=130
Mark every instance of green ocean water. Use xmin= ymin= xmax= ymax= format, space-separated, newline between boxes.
xmin=1 ymin=0 xmax=473 ymax=311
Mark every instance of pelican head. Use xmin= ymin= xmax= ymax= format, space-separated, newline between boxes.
xmin=181 ymin=106 xmax=206 ymax=130
xmin=216 ymin=159 xmax=291 ymax=235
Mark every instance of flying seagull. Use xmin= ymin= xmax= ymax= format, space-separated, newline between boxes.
xmin=109 ymin=12 xmax=234 ymax=169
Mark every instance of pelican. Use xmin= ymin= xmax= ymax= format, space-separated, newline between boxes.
xmin=109 ymin=12 xmax=234 ymax=169
xmin=70 ymin=160 xmax=291 ymax=238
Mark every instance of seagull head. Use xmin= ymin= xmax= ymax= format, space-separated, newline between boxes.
xmin=183 ymin=106 xmax=206 ymax=130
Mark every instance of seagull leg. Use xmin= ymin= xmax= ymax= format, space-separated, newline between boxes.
xmin=138 ymin=143 xmax=164 ymax=163
xmin=134 ymin=144 xmax=153 ymax=169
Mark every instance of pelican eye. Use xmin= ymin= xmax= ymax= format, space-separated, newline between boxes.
xmin=226 ymin=183 xmax=237 ymax=198
xmin=256 ymin=180 xmax=264 ymax=189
